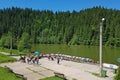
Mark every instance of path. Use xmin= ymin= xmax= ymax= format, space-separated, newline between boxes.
xmin=0 ymin=62 xmax=54 ymax=80
xmin=39 ymin=58 xmax=114 ymax=80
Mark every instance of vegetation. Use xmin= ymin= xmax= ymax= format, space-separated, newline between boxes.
xmin=40 ymin=76 xmax=64 ymax=80
xmin=91 ymin=72 xmax=100 ymax=77
xmin=0 ymin=6 xmax=120 ymax=51
xmin=17 ymin=32 xmax=31 ymax=52
xmin=0 ymin=47 xmax=20 ymax=54
xmin=0 ymin=53 xmax=16 ymax=63
xmin=114 ymin=65 xmax=120 ymax=80
xmin=0 ymin=67 xmax=24 ymax=80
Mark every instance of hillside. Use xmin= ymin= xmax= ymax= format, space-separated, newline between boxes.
xmin=0 ymin=6 xmax=120 ymax=49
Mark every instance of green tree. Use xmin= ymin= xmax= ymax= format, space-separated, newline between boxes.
xmin=0 ymin=35 xmax=6 ymax=49
xmin=1 ymin=7 xmax=120 ymax=47
xmin=68 ymin=34 xmax=78 ymax=45
xmin=18 ymin=32 xmax=31 ymax=52
xmin=4 ymin=32 xmax=11 ymax=48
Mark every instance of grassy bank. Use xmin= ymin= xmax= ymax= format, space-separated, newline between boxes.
xmin=0 ymin=53 xmax=24 ymax=80
xmin=0 ymin=47 xmax=20 ymax=54
xmin=0 ymin=67 xmax=24 ymax=80
xmin=0 ymin=47 xmax=28 ymax=56
xmin=0 ymin=53 xmax=16 ymax=63
xmin=40 ymin=76 xmax=64 ymax=80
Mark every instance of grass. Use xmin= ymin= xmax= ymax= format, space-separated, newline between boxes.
xmin=72 ymin=78 xmax=77 ymax=80
xmin=87 ymin=71 xmax=101 ymax=77
xmin=0 ymin=47 xmax=20 ymax=54
xmin=91 ymin=72 xmax=100 ymax=77
xmin=0 ymin=53 xmax=24 ymax=80
xmin=91 ymin=72 xmax=107 ymax=78
xmin=0 ymin=47 xmax=29 ymax=56
xmin=40 ymin=76 xmax=64 ymax=80
xmin=0 ymin=66 xmax=24 ymax=80
xmin=0 ymin=53 xmax=16 ymax=63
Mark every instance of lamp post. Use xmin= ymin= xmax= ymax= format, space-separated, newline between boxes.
xmin=10 ymin=33 xmax=12 ymax=55
xmin=99 ymin=18 xmax=105 ymax=76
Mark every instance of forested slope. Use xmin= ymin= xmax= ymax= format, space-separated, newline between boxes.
xmin=0 ymin=6 xmax=120 ymax=50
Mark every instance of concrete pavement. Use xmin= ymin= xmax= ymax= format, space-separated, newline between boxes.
xmin=40 ymin=58 xmax=115 ymax=80
xmin=0 ymin=52 xmax=115 ymax=80
xmin=0 ymin=62 xmax=54 ymax=80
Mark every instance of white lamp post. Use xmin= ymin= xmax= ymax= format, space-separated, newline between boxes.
xmin=100 ymin=18 xmax=105 ymax=76
xmin=10 ymin=33 xmax=12 ymax=55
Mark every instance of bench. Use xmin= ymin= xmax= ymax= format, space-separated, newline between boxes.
xmin=54 ymin=72 xmax=67 ymax=80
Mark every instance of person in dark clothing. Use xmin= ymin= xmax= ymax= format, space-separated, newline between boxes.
xmin=57 ymin=56 xmax=60 ymax=64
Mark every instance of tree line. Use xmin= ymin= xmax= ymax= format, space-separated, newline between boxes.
xmin=0 ymin=6 xmax=120 ymax=51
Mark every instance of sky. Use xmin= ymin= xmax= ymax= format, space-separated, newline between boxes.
xmin=0 ymin=0 xmax=120 ymax=12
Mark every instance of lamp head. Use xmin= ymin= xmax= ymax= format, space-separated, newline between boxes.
xmin=102 ymin=18 xmax=105 ymax=21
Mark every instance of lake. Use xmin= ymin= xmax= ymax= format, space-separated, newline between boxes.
xmin=32 ymin=44 xmax=120 ymax=64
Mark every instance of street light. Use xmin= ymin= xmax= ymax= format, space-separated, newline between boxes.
xmin=10 ymin=33 xmax=12 ymax=55
xmin=99 ymin=18 xmax=105 ymax=76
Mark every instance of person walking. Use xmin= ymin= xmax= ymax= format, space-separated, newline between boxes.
xmin=57 ymin=55 xmax=60 ymax=64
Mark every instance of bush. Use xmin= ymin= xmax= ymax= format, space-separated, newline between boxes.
xmin=114 ymin=65 xmax=120 ymax=80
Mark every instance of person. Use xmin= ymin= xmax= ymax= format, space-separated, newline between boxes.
xmin=48 ymin=54 xmax=51 ymax=60
xmin=57 ymin=55 xmax=60 ymax=64
xmin=51 ymin=56 xmax=54 ymax=61
xmin=35 ymin=56 xmax=39 ymax=64
xmin=19 ymin=56 xmax=26 ymax=63
xmin=26 ymin=56 xmax=30 ymax=64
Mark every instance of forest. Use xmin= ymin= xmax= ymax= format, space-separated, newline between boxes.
xmin=0 ymin=6 xmax=120 ymax=51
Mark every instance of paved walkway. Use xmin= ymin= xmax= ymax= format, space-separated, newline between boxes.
xmin=0 ymin=62 xmax=54 ymax=80
xmin=0 ymin=52 xmax=115 ymax=80
xmin=39 ymin=58 xmax=114 ymax=80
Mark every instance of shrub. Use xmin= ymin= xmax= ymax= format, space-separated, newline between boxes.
xmin=114 ymin=65 xmax=120 ymax=80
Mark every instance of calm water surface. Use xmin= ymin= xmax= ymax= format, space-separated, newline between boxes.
xmin=32 ymin=44 xmax=120 ymax=64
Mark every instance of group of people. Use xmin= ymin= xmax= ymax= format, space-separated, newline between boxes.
xmin=47 ymin=54 xmax=61 ymax=64
xmin=19 ymin=53 xmax=61 ymax=65
xmin=19 ymin=55 xmax=40 ymax=64
xmin=44 ymin=53 xmax=94 ymax=64
xmin=19 ymin=53 xmax=94 ymax=65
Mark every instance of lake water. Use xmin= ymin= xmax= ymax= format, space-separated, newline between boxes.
xmin=32 ymin=44 xmax=120 ymax=64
